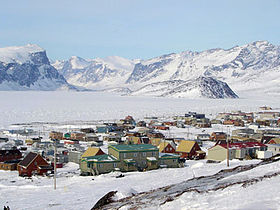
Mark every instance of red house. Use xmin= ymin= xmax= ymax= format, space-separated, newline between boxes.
xmin=176 ymin=140 xmax=206 ymax=159
xmin=18 ymin=152 xmax=52 ymax=177
xmin=0 ymin=149 xmax=22 ymax=162
xmin=159 ymin=141 xmax=176 ymax=153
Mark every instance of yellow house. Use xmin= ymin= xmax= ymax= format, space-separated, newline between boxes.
xmin=81 ymin=147 xmax=105 ymax=158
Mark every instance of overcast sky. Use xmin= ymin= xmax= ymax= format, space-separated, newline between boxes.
xmin=1 ymin=0 xmax=280 ymax=60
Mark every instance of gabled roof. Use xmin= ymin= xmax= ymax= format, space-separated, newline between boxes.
xmin=176 ymin=140 xmax=197 ymax=153
xmin=18 ymin=152 xmax=38 ymax=167
xmin=158 ymin=141 xmax=175 ymax=152
xmin=82 ymin=147 xmax=104 ymax=158
xmin=268 ymin=138 xmax=280 ymax=144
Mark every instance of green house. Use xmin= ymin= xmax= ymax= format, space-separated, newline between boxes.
xmin=108 ymin=144 xmax=159 ymax=171
xmin=159 ymin=153 xmax=180 ymax=168
xmin=80 ymin=154 xmax=120 ymax=175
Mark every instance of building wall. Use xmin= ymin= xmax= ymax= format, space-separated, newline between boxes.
xmin=109 ymin=147 xmax=159 ymax=169
xmin=68 ymin=151 xmax=82 ymax=164
xmin=0 ymin=163 xmax=17 ymax=171
xmin=235 ymin=148 xmax=246 ymax=159
xmin=147 ymin=161 xmax=158 ymax=170
xmin=207 ymin=146 xmax=235 ymax=161
xmin=159 ymin=158 xmax=179 ymax=168
xmin=93 ymin=161 xmax=120 ymax=175
xmin=267 ymin=145 xmax=280 ymax=156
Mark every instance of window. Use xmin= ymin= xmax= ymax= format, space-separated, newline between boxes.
xmin=123 ymin=153 xmax=126 ymax=158
xmin=142 ymin=152 xmax=146 ymax=157
xmin=99 ymin=164 xmax=103 ymax=168
xmin=113 ymin=163 xmax=117 ymax=168
xmin=152 ymin=152 xmax=156 ymax=156
xmin=134 ymin=153 xmax=137 ymax=157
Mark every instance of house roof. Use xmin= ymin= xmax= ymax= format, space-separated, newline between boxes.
xmin=82 ymin=147 xmax=104 ymax=158
xmin=176 ymin=140 xmax=196 ymax=153
xmin=109 ymin=144 xmax=158 ymax=152
xmin=0 ymin=149 xmax=21 ymax=156
xmin=158 ymin=141 xmax=175 ymax=152
xmin=268 ymin=138 xmax=280 ymax=144
xmin=218 ymin=142 xmax=267 ymax=149
xmin=18 ymin=152 xmax=38 ymax=167
xmin=159 ymin=153 xmax=180 ymax=159
xmin=86 ymin=154 xmax=118 ymax=162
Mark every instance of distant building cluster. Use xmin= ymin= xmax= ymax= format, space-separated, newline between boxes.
xmin=1 ymin=106 xmax=280 ymax=177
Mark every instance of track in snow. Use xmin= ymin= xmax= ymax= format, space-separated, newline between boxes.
xmin=93 ymin=158 xmax=280 ymax=209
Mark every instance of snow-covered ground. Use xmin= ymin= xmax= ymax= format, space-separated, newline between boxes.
xmin=161 ymin=160 xmax=280 ymax=210
xmin=0 ymin=91 xmax=280 ymax=209
xmin=0 ymin=159 xmax=263 ymax=210
xmin=0 ymin=91 xmax=280 ymax=128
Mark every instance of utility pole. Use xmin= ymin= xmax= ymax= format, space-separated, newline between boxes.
xmin=54 ymin=139 xmax=57 ymax=190
xmin=227 ymin=126 xmax=230 ymax=167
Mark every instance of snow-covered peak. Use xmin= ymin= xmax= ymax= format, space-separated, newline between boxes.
xmin=0 ymin=44 xmax=45 ymax=64
xmin=52 ymin=60 xmax=66 ymax=70
xmin=69 ymin=56 xmax=90 ymax=69
xmin=95 ymin=56 xmax=136 ymax=72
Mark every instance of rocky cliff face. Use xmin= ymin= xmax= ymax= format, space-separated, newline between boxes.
xmin=0 ymin=44 xmax=75 ymax=90
xmin=128 ymin=77 xmax=238 ymax=99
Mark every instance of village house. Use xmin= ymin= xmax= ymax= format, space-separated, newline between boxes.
xmin=150 ymin=137 xmax=163 ymax=146
xmin=68 ymin=150 xmax=83 ymax=164
xmin=216 ymin=111 xmax=254 ymax=122
xmin=0 ymin=149 xmax=22 ymax=162
xmin=108 ymin=144 xmax=159 ymax=170
xmin=158 ymin=153 xmax=181 ymax=168
xmin=49 ymin=131 xmax=63 ymax=140
xmin=158 ymin=141 xmax=176 ymax=153
xmin=207 ymin=142 xmax=268 ymax=161
xmin=0 ymin=159 xmax=21 ymax=171
xmin=223 ymin=119 xmax=245 ymax=127
xmin=84 ymin=133 xmax=99 ymax=142
xmin=80 ymin=128 xmax=95 ymax=133
xmin=255 ymin=111 xmax=280 ymax=120
xmin=207 ymin=144 xmax=236 ymax=162
xmin=267 ymin=144 xmax=280 ymax=156
xmin=81 ymin=147 xmax=105 ymax=159
xmin=80 ymin=143 xmax=182 ymax=176
xmin=80 ymin=154 xmax=120 ymax=175
xmin=71 ymin=132 xmax=86 ymax=141
xmin=267 ymin=138 xmax=280 ymax=144
xmin=17 ymin=152 xmax=52 ymax=177
xmin=196 ymin=134 xmax=211 ymax=141
xmin=176 ymin=140 xmax=206 ymax=159
xmin=210 ymin=132 xmax=227 ymax=141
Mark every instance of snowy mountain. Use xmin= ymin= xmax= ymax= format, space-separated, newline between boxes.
xmin=126 ymin=41 xmax=280 ymax=95
xmin=54 ymin=56 xmax=136 ymax=90
xmin=129 ymin=77 xmax=238 ymax=99
xmin=55 ymin=40 xmax=280 ymax=98
xmin=0 ymin=44 xmax=76 ymax=91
